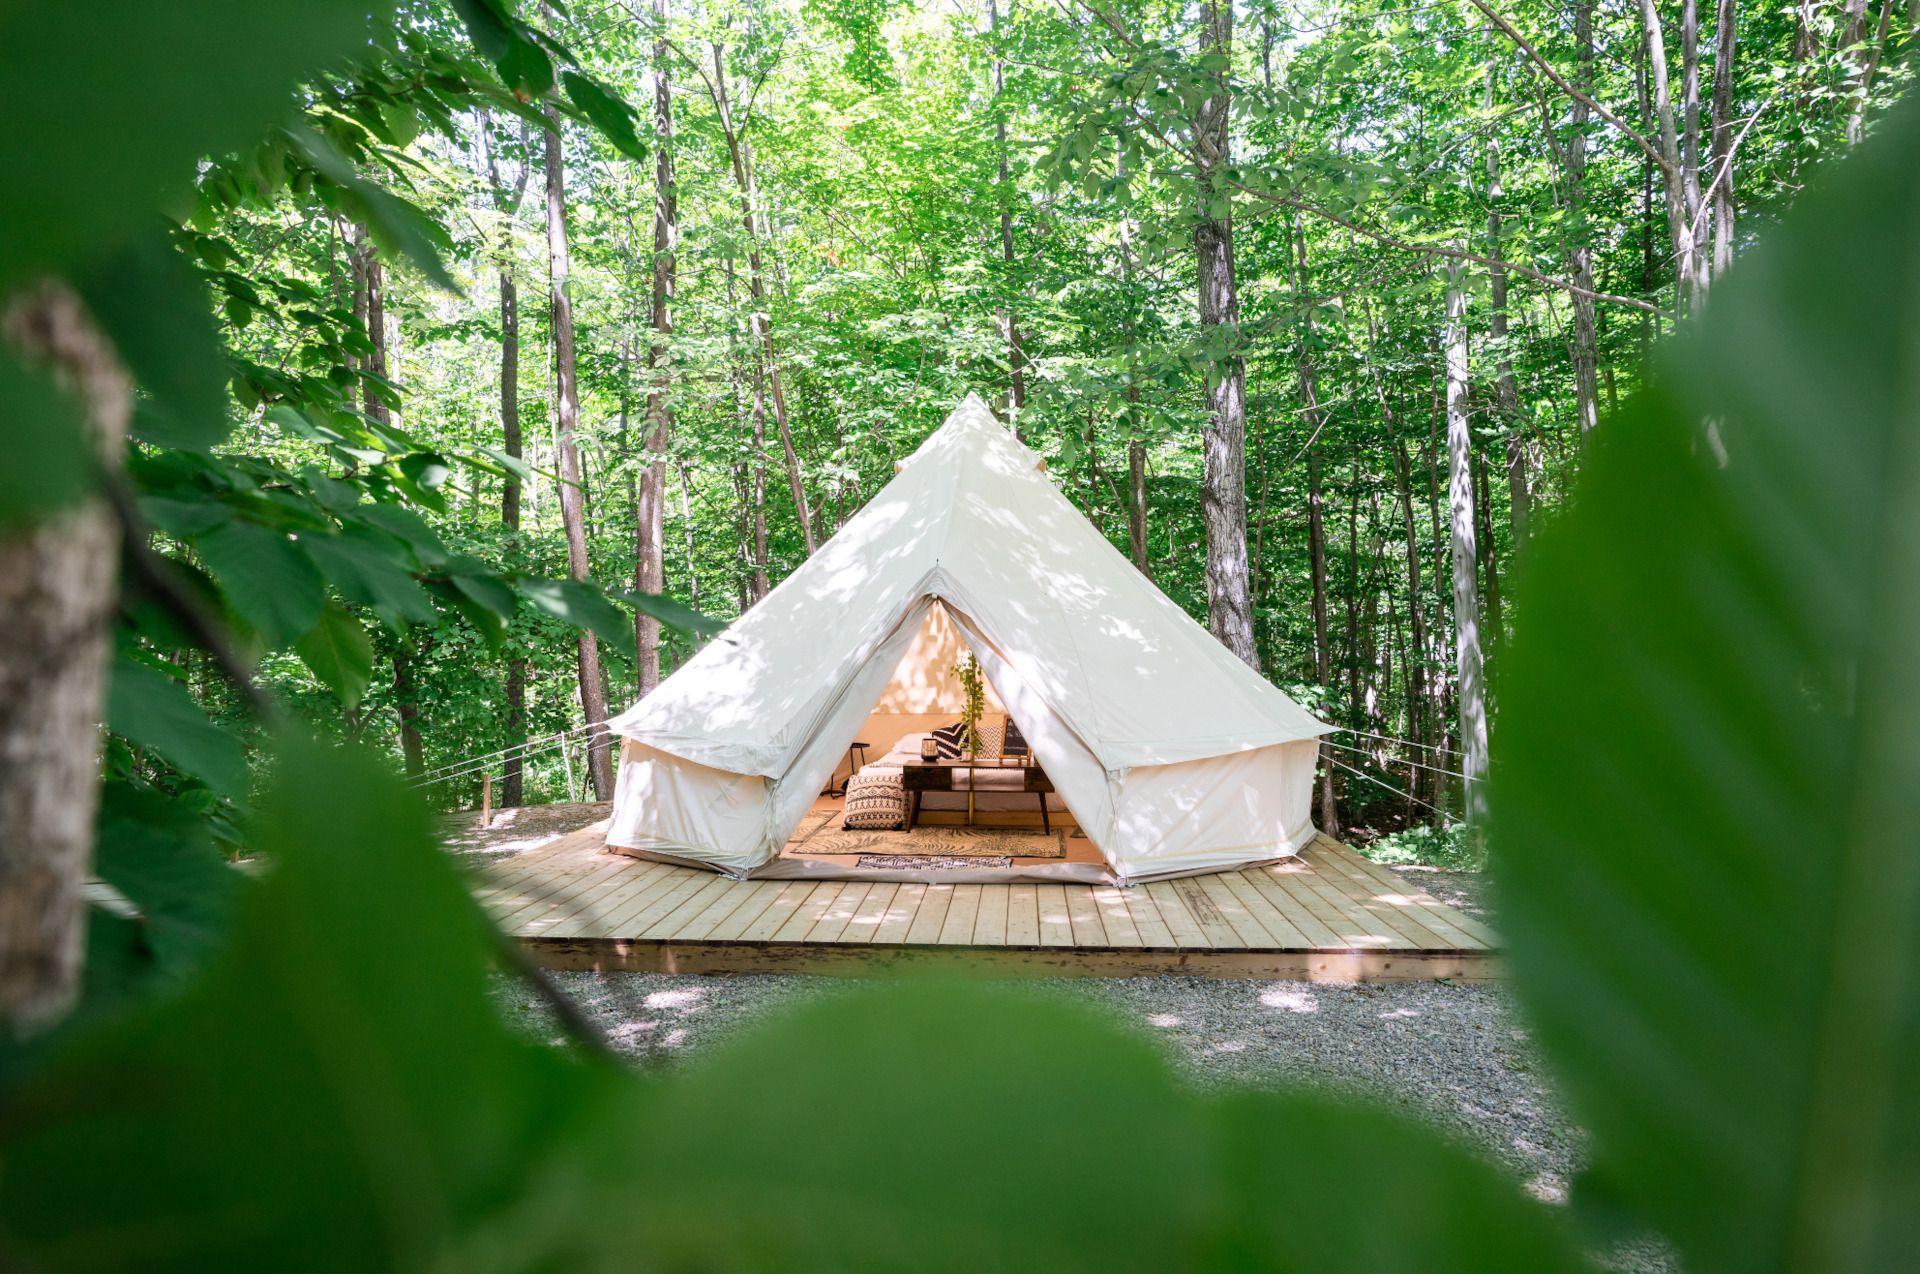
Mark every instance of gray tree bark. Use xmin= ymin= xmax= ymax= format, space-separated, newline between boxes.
xmin=990 ymin=0 xmax=1026 ymax=426
xmin=709 ymin=45 xmax=815 ymax=557
xmin=1641 ymin=0 xmax=1708 ymax=315
xmin=1567 ymin=0 xmax=1602 ymax=443
xmin=479 ymin=110 xmax=531 ymax=806
xmin=1708 ymin=0 xmax=1739 ymax=273
xmin=636 ymin=0 xmax=676 ymax=698
xmin=0 ymin=283 xmax=126 ymax=1033
xmin=1307 ymin=447 xmax=1341 ymax=837
xmin=1442 ymin=257 xmax=1489 ymax=825
xmin=544 ymin=105 xmax=614 ymax=800
xmin=1192 ymin=0 xmax=1259 ymax=669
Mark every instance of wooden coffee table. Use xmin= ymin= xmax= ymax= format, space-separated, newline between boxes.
xmin=899 ymin=758 xmax=1054 ymax=832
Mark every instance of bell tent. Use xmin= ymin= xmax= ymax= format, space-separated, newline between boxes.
xmin=604 ymin=394 xmax=1330 ymax=884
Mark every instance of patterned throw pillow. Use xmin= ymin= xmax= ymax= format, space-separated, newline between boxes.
xmin=931 ymin=721 xmax=969 ymax=759
xmin=843 ymin=769 xmax=906 ymax=829
xmin=977 ymin=717 xmax=1005 ymax=760
xmin=1002 ymin=717 xmax=1029 ymax=757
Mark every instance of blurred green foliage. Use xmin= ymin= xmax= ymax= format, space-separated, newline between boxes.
xmin=1491 ymin=93 xmax=1920 ymax=1274
xmin=1 ymin=0 xmax=1916 ymax=1269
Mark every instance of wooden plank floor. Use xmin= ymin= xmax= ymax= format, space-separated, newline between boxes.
xmin=476 ymin=827 xmax=1501 ymax=982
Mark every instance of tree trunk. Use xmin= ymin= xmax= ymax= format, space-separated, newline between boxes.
xmin=1473 ymin=443 xmax=1503 ymax=658
xmin=710 ymin=44 xmax=815 ymax=557
xmin=354 ymin=224 xmax=391 ymax=427
xmin=391 ymin=649 xmax=426 ymax=780
xmin=544 ymin=105 xmax=613 ymax=801
xmin=677 ymin=457 xmax=702 ymax=622
xmin=479 ymin=109 xmax=531 ymax=807
xmin=0 ymin=283 xmax=126 ymax=1033
xmin=1307 ymin=447 xmax=1340 ymax=836
xmin=1708 ymin=0 xmax=1739 ymax=272
xmin=1116 ymin=141 xmax=1150 ymax=578
xmin=1191 ymin=0 xmax=1258 ymax=669
xmin=501 ymin=268 xmax=527 ymax=807
xmin=1483 ymin=63 xmax=1536 ymax=536
xmin=1844 ymin=0 xmax=1891 ymax=145
xmin=1641 ymin=0 xmax=1706 ymax=315
xmin=1567 ymin=0 xmax=1602 ymax=442
xmin=636 ymin=0 xmax=676 ymax=699
xmin=1390 ymin=436 xmax=1430 ymax=806
xmin=990 ymin=0 xmax=1026 ymax=424
xmin=1126 ymin=436 xmax=1149 ymax=577
xmin=749 ymin=362 xmax=771 ymax=602
xmin=1442 ymin=256 xmax=1489 ymax=826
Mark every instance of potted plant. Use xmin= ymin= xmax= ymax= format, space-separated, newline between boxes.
xmin=950 ymin=653 xmax=985 ymax=759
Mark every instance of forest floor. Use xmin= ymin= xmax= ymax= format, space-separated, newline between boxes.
xmin=453 ymin=805 xmax=1671 ymax=1273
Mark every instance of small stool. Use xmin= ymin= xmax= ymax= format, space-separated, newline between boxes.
xmin=830 ymin=741 xmax=871 ymax=796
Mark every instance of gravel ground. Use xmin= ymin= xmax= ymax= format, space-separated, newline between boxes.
xmin=465 ymin=805 xmax=1671 ymax=1271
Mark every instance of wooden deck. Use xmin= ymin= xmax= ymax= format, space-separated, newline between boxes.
xmin=477 ymin=828 xmax=1500 ymax=982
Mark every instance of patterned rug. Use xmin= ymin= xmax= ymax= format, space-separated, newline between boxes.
xmin=856 ymin=854 xmax=1014 ymax=870
xmin=789 ymin=813 xmax=1065 ymax=859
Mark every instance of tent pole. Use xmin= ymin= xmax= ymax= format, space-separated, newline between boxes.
xmin=561 ymin=737 xmax=577 ymax=804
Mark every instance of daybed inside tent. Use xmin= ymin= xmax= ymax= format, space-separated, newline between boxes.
xmin=603 ymin=394 xmax=1330 ymax=885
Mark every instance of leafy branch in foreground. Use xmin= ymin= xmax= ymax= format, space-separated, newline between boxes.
xmin=0 ymin=744 xmax=1587 ymax=1273
xmin=1493 ymin=95 xmax=1920 ymax=1274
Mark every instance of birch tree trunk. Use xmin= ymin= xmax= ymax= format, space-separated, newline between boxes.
xmin=1708 ymin=0 xmax=1739 ymax=274
xmin=710 ymin=45 xmax=815 ymax=557
xmin=544 ymin=105 xmax=614 ymax=800
xmin=0 ymin=283 xmax=126 ymax=1033
xmin=1567 ymin=0 xmax=1602 ymax=444
xmin=1442 ymin=256 xmax=1490 ymax=826
xmin=1191 ymin=0 xmax=1259 ymax=669
xmin=636 ymin=0 xmax=676 ymax=698
xmin=990 ymin=0 xmax=1026 ymax=424
xmin=1641 ymin=0 xmax=1707 ymax=315
xmin=1482 ymin=57 xmax=1533 ymax=539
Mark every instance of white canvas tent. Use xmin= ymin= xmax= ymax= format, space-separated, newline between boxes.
xmin=605 ymin=394 xmax=1330 ymax=884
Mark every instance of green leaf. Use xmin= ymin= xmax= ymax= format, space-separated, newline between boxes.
xmin=284 ymin=127 xmax=458 ymax=291
xmin=77 ymin=227 xmax=232 ymax=451
xmin=295 ymin=602 xmax=376 ymax=708
xmin=428 ymin=579 xmax=507 ymax=648
xmin=0 ymin=0 xmax=399 ymax=284
xmin=562 ymin=71 xmax=647 ymax=162
xmin=0 ymin=739 xmax=623 ymax=1271
xmin=451 ymin=0 xmax=513 ymax=59
xmin=301 ymin=531 xmax=434 ymax=629
xmin=195 ymin=521 xmax=326 ymax=647
xmin=1492 ymin=100 xmax=1920 ymax=1273
xmin=496 ymin=32 xmax=556 ymax=100
xmin=106 ymin=655 xmax=250 ymax=801
xmin=93 ymin=780 xmax=244 ymax=977
xmin=398 ymin=450 xmax=453 ymax=490
xmin=521 ymin=577 xmax=634 ymax=659
xmin=625 ymin=982 xmax=1589 ymax=1270
xmin=358 ymin=503 xmax=449 ymax=568
xmin=0 ymin=350 xmax=92 ymax=531
xmin=1209 ymin=1093 xmax=1589 ymax=1271
xmin=137 ymin=495 xmax=225 ymax=537
xmin=615 ymin=588 xmax=726 ymax=638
